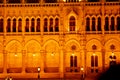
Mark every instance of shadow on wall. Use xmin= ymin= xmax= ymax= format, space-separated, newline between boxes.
xmin=98 ymin=64 xmax=120 ymax=80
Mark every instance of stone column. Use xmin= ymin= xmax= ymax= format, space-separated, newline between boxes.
xmin=3 ymin=50 xmax=7 ymax=73
xmin=22 ymin=50 xmax=26 ymax=73
xmin=59 ymin=47 xmax=64 ymax=78
xmin=101 ymin=0 xmax=105 ymax=34
xmin=40 ymin=50 xmax=45 ymax=73
xmin=102 ymin=49 xmax=105 ymax=71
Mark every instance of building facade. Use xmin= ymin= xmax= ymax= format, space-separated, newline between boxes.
xmin=0 ymin=0 xmax=120 ymax=80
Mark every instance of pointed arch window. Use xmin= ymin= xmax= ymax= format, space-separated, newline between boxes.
xmin=36 ymin=18 xmax=40 ymax=32
xmin=13 ymin=18 xmax=16 ymax=32
xmin=44 ymin=18 xmax=48 ymax=32
xmin=25 ymin=18 xmax=29 ymax=32
xmin=98 ymin=17 xmax=101 ymax=31
xmin=111 ymin=17 xmax=115 ymax=31
xmin=117 ymin=17 xmax=120 ymax=31
xmin=18 ymin=19 xmax=22 ymax=32
xmin=0 ymin=19 xmax=3 ymax=32
xmin=8 ymin=0 xmax=21 ymax=3
xmin=31 ymin=18 xmax=35 ymax=32
xmin=105 ymin=17 xmax=109 ymax=31
xmin=86 ymin=17 xmax=90 ymax=31
xmin=49 ymin=18 xmax=53 ymax=32
xmin=109 ymin=54 xmax=116 ymax=67
xmin=91 ymin=54 xmax=98 ymax=73
xmin=55 ymin=18 xmax=59 ymax=32
xmin=7 ymin=18 xmax=11 ymax=32
xmin=92 ymin=17 xmax=96 ymax=31
xmin=69 ymin=16 xmax=75 ymax=31
xmin=26 ymin=0 xmax=39 ymax=3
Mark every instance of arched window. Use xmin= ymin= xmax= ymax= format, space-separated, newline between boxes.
xmin=45 ymin=0 xmax=57 ymax=3
xmin=69 ymin=16 xmax=75 ymax=31
xmin=92 ymin=17 xmax=96 ymax=31
xmin=0 ymin=19 xmax=3 ymax=32
xmin=105 ymin=17 xmax=109 ymax=31
xmin=26 ymin=0 xmax=39 ymax=3
xmin=18 ymin=19 xmax=22 ymax=32
xmin=25 ymin=18 xmax=29 ymax=32
xmin=109 ymin=55 xmax=116 ymax=67
xmin=44 ymin=18 xmax=48 ymax=32
xmin=0 ymin=0 xmax=3 ymax=3
xmin=13 ymin=18 xmax=16 ymax=32
xmin=111 ymin=17 xmax=115 ymax=31
xmin=49 ymin=18 xmax=53 ymax=32
xmin=117 ymin=17 xmax=120 ymax=31
xmin=55 ymin=18 xmax=59 ymax=32
xmin=86 ymin=17 xmax=90 ymax=31
xmin=91 ymin=54 xmax=98 ymax=73
xmin=98 ymin=17 xmax=101 ymax=31
xmin=8 ymin=0 xmax=21 ymax=3
xmin=31 ymin=18 xmax=35 ymax=32
xmin=7 ymin=18 xmax=11 ymax=32
xmin=36 ymin=18 xmax=40 ymax=32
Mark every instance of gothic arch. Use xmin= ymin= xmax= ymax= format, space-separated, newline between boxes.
xmin=86 ymin=39 xmax=102 ymax=51
xmin=5 ymin=40 xmax=22 ymax=52
xmin=105 ymin=39 xmax=120 ymax=51
xmin=65 ymin=39 xmax=81 ymax=52
xmin=24 ymin=39 xmax=41 ymax=52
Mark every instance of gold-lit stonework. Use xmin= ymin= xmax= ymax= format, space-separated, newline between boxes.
xmin=0 ymin=0 xmax=120 ymax=80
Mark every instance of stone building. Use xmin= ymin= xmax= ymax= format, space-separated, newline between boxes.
xmin=0 ymin=0 xmax=120 ymax=80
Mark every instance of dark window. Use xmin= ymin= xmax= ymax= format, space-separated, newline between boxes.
xmin=8 ymin=0 xmax=21 ymax=3
xmin=91 ymin=56 xmax=94 ymax=67
xmin=106 ymin=0 xmax=119 ymax=2
xmin=109 ymin=55 xmax=116 ymax=67
xmin=25 ymin=18 xmax=29 ymax=32
xmin=86 ymin=17 xmax=90 ymax=31
xmin=0 ymin=0 xmax=3 ymax=3
xmin=105 ymin=17 xmax=109 ymax=31
xmin=0 ymin=19 xmax=3 ymax=32
xmin=70 ymin=56 xmax=73 ymax=67
xmin=69 ymin=16 xmax=75 ymax=31
xmin=111 ymin=17 xmax=115 ymax=31
xmin=74 ymin=56 xmax=77 ymax=67
xmin=55 ymin=18 xmax=59 ymax=32
xmin=87 ymin=0 xmax=100 ymax=2
xmin=36 ymin=18 xmax=40 ymax=32
xmin=45 ymin=0 xmax=57 ymax=3
xmin=92 ymin=17 xmax=96 ymax=31
xmin=7 ymin=19 xmax=11 ymax=32
xmin=31 ymin=18 xmax=35 ymax=32
xmin=95 ymin=56 xmax=98 ymax=67
xmin=26 ymin=0 xmax=39 ymax=3
xmin=18 ymin=19 xmax=22 ymax=32
xmin=117 ymin=17 xmax=120 ymax=31
xmin=98 ymin=17 xmax=101 ymax=31
xmin=91 ymin=55 xmax=98 ymax=73
xmin=44 ymin=18 xmax=48 ymax=32
xmin=49 ymin=18 xmax=53 ymax=32
xmin=13 ymin=18 xmax=16 ymax=32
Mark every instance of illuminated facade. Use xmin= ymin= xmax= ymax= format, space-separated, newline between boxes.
xmin=0 ymin=0 xmax=120 ymax=80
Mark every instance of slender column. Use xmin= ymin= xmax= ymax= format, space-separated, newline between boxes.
xmin=102 ymin=49 xmax=105 ymax=71
xmin=40 ymin=50 xmax=45 ymax=73
xmin=101 ymin=0 xmax=105 ymax=34
xmin=22 ymin=0 xmax=25 ymax=3
xmin=3 ymin=50 xmax=7 ymax=73
xmin=22 ymin=50 xmax=26 ymax=73
xmin=59 ymin=47 xmax=64 ymax=78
